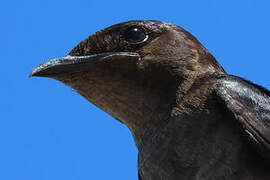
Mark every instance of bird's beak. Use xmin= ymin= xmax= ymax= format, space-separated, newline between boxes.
xmin=30 ymin=52 xmax=140 ymax=78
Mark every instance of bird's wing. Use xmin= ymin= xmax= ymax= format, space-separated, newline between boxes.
xmin=215 ymin=75 xmax=270 ymax=161
xmin=138 ymin=171 xmax=142 ymax=180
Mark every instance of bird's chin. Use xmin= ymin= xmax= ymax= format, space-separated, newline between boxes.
xmin=29 ymin=52 xmax=140 ymax=78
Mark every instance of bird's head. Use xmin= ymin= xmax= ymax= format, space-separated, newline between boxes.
xmin=30 ymin=20 xmax=225 ymax=137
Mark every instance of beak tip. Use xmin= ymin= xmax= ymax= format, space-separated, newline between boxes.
xmin=29 ymin=68 xmax=39 ymax=78
xmin=29 ymin=72 xmax=34 ymax=78
xmin=29 ymin=70 xmax=34 ymax=78
xmin=29 ymin=66 xmax=46 ymax=78
xmin=29 ymin=62 xmax=52 ymax=78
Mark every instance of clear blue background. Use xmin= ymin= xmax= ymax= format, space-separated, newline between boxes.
xmin=1 ymin=0 xmax=270 ymax=179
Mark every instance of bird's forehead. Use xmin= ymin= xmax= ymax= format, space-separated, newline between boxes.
xmin=68 ymin=20 xmax=173 ymax=56
xmin=109 ymin=20 xmax=170 ymax=32
xmin=92 ymin=20 xmax=172 ymax=38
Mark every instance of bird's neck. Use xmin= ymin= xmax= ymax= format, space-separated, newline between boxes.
xmin=131 ymin=72 xmax=221 ymax=145
xmin=135 ymin=75 xmax=270 ymax=180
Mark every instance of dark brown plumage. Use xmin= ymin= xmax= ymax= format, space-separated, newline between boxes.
xmin=30 ymin=20 xmax=270 ymax=180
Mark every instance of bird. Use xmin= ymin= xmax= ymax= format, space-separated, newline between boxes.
xmin=30 ymin=20 xmax=270 ymax=180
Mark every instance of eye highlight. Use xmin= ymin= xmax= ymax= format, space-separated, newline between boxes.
xmin=122 ymin=26 xmax=148 ymax=44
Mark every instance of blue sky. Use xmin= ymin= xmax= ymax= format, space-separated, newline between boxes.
xmin=1 ymin=0 xmax=270 ymax=179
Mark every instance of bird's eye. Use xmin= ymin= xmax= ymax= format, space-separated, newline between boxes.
xmin=123 ymin=26 xmax=148 ymax=44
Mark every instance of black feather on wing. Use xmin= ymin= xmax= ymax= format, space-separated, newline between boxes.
xmin=138 ymin=171 xmax=142 ymax=180
xmin=215 ymin=75 xmax=270 ymax=161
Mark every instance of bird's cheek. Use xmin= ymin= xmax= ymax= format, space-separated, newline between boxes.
xmin=136 ymin=55 xmax=153 ymax=70
xmin=136 ymin=60 xmax=146 ymax=70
